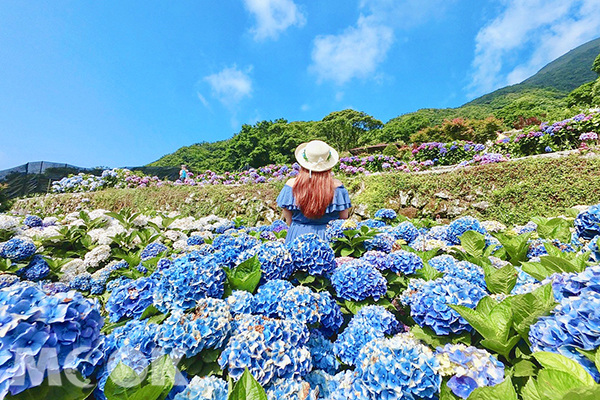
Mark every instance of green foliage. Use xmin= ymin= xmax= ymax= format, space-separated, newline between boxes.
xmin=223 ymin=255 xmax=262 ymax=295
xmin=566 ymin=80 xmax=597 ymax=107
xmin=227 ymin=368 xmax=268 ymax=400
xmin=105 ymin=356 xmax=175 ymax=400
xmin=592 ymin=52 xmax=600 ymax=75
xmin=381 ymin=144 xmax=399 ymax=157
xmin=331 ymin=225 xmax=378 ymax=257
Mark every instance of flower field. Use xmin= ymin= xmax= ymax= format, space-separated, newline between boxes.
xmin=1 ymin=202 xmax=600 ymax=399
xmin=48 ymin=110 xmax=599 ymax=195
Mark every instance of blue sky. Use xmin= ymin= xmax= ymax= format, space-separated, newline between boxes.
xmin=1 ymin=0 xmax=600 ymax=170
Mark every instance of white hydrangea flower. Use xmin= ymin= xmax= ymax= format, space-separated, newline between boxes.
xmin=0 ymin=215 xmax=21 ymax=230
xmin=83 ymin=245 xmax=112 ymax=268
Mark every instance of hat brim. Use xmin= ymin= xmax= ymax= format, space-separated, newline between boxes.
xmin=294 ymin=142 xmax=339 ymax=172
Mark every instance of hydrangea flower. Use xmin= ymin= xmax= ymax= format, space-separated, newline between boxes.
xmin=333 ymin=306 xmax=401 ymax=366
xmin=387 ymin=250 xmax=423 ymax=274
xmin=401 ymin=276 xmax=487 ymax=335
xmin=330 ymin=260 xmax=387 ymax=301
xmin=374 ymin=208 xmax=397 ymax=220
xmin=359 ymin=219 xmax=386 ymax=229
xmin=364 ymin=233 xmax=394 ymax=253
xmin=265 ymin=378 xmax=316 ymax=400
xmin=0 ymin=238 xmax=36 ymax=261
xmin=17 ymin=255 xmax=50 ymax=282
xmin=105 ymin=277 xmax=156 ymax=322
xmin=355 ymin=333 xmax=441 ymax=399
xmin=428 ymin=255 xmax=487 ymax=289
xmin=435 ymin=343 xmax=505 ymax=399
xmin=360 ymin=250 xmax=389 ymax=270
xmin=574 ymin=204 xmax=600 ymax=240
xmin=157 ymin=298 xmax=232 ymax=359
xmin=69 ymin=273 xmax=92 ymax=292
xmin=226 ymin=290 xmax=255 ymax=315
xmin=444 ymin=216 xmax=487 ymax=245
xmin=306 ymin=330 xmax=339 ymax=374
xmin=140 ymin=243 xmax=168 ymax=261
xmin=186 ymin=235 xmax=205 ymax=246
xmin=250 ymin=241 xmax=294 ymax=281
xmin=389 ymin=221 xmax=419 ymax=243
xmin=23 ymin=215 xmax=43 ymax=228
xmin=174 ymin=375 xmax=228 ymax=400
xmin=153 ymin=252 xmax=225 ymax=312
xmin=0 ymin=282 xmax=104 ymax=397
xmin=219 ymin=315 xmax=312 ymax=386
xmin=253 ymin=279 xmax=294 ymax=317
xmin=289 ymin=233 xmax=336 ymax=276
xmin=211 ymin=233 xmax=260 ymax=267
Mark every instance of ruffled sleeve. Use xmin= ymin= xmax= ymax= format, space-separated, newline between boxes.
xmin=276 ymin=185 xmax=299 ymax=210
xmin=325 ymin=185 xmax=352 ymax=213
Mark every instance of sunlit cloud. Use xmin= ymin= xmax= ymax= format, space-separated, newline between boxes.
xmin=243 ymin=0 xmax=306 ymax=41
xmin=203 ymin=65 xmax=253 ymax=109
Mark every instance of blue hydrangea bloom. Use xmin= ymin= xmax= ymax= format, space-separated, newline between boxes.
xmin=401 ymin=276 xmax=487 ymax=335
xmin=331 ymin=260 xmax=387 ymax=301
xmin=105 ymin=277 xmax=156 ymax=322
xmin=0 ymin=238 xmax=36 ymax=261
xmin=140 ymin=243 xmax=168 ymax=261
xmin=0 ymin=282 xmax=104 ymax=397
xmin=355 ymin=334 xmax=441 ymax=400
xmin=390 ymin=221 xmax=419 ymax=243
xmin=211 ymin=233 xmax=260 ymax=267
xmin=17 ymin=255 xmax=50 ymax=282
xmin=429 ymin=255 xmax=487 ymax=289
xmin=387 ymin=250 xmax=423 ymax=275
xmin=173 ymin=376 xmax=227 ymax=400
xmin=326 ymin=219 xmax=345 ymax=240
xmin=289 ymin=233 xmax=336 ymax=276
xmin=574 ymin=204 xmax=600 ymax=240
xmin=360 ymin=250 xmax=389 ymax=270
xmin=265 ymin=378 xmax=316 ymax=400
xmin=527 ymin=239 xmax=548 ymax=259
xmin=307 ymin=330 xmax=339 ymax=374
xmin=364 ymin=233 xmax=394 ymax=253
xmin=253 ymin=279 xmax=294 ymax=317
xmin=359 ymin=219 xmax=386 ymax=229
xmin=0 ymin=274 xmax=19 ymax=289
xmin=511 ymin=267 xmax=540 ymax=295
xmin=186 ymin=235 xmax=205 ymax=246
xmin=153 ymin=252 xmax=225 ymax=312
xmin=23 ymin=215 xmax=43 ymax=228
xmin=253 ymin=241 xmax=294 ymax=281
xmin=226 ymin=290 xmax=255 ymax=315
xmin=546 ymin=265 xmax=600 ymax=302
xmin=333 ymin=306 xmax=401 ymax=366
xmin=445 ymin=216 xmax=487 ymax=245
xmin=374 ymin=208 xmax=397 ymax=220
xmin=435 ymin=343 xmax=505 ymax=399
xmin=69 ymin=273 xmax=92 ymax=292
xmin=157 ymin=298 xmax=232 ymax=359
xmin=219 ymin=315 xmax=312 ymax=386
xmin=325 ymin=370 xmax=370 ymax=400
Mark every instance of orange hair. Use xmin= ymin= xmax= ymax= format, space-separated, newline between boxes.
xmin=293 ymin=167 xmax=336 ymax=219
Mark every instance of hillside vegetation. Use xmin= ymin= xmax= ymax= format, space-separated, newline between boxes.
xmin=16 ymin=153 xmax=600 ymax=226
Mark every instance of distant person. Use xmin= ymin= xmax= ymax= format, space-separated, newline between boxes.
xmin=179 ymin=165 xmax=188 ymax=180
xmin=277 ymin=140 xmax=351 ymax=244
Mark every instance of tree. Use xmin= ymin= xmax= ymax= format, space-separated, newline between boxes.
xmin=319 ymin=109 xmax=383 ymax=151
xmin=592 ymin=52 xmax=600 ymax=75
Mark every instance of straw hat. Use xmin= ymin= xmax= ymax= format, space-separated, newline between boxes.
xmin=294 ymin=140 xmax=339 ymax=172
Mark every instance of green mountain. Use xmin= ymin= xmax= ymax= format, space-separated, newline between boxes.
xmin=467 ymin=37 xmax=600 ymax=106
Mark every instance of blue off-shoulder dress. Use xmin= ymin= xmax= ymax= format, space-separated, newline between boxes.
xmin=276 ymin=184 xmax=352 ymax=244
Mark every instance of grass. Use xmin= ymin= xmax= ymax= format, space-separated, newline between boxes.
xmin=11 ymin=154 xmax=600 ymax=226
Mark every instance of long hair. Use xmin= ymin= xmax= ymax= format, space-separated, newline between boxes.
xmin=293 ymin=167 xmax=336 ymax=219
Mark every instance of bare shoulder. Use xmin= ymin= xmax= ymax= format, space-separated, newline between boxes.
xmin=333 ymin=178 xmax=343 ymax=188
xmin=286 ymin=178 xmax=297 ymax=187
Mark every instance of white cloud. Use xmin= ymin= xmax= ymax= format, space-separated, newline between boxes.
xmin=243 ymin=0 xmax=306 ymax=41
xmin=203 ymin=65 xmax=253 ymax=108
xmin=310 ymin=15 xmax=394 ymax=85
xmin=359 ymin=0 xmax=453 ymax=29
xmin=469 ymin=0 xmax=600 ymax=97
xmin=196 ymin=92 xmax=211 ymax=109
